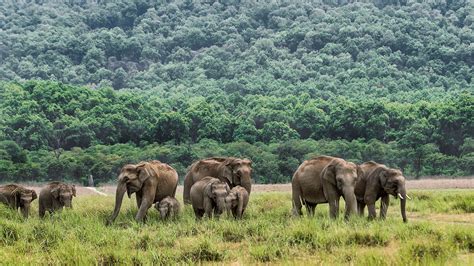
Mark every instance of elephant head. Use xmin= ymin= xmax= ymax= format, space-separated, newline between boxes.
xmin=225 ymin=191 xmax=238 ymax=216
xmin=13 ymin=187 xmax=37 ymax=218
xmin=51 ymin=184 xmax=76 ymax=208
xmin=108 ymin=162 xmax=156 ymax=224
xmin=321 ymin=159 xmax=361 ymax=218
xmin=205 ymin=180 xmax=230 ymax=217
xmin=370 ymin=166 xmax=409 ymax=222
xmin=157 ymin=199 xmax=174 ymax=219
xmin=219 ymin=158 xmax=252 ymax=195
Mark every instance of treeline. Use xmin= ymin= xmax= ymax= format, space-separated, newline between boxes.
xmin=0 ymin=0 xmax=472 ymax=101
xmin=0 ymin=81 xmax=472 ymax=183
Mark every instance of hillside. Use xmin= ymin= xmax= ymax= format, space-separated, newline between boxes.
xmin=0 ymin=0 xmax=473 ymax=184
xmin=0 ymin=0 xmax=472 ymax=99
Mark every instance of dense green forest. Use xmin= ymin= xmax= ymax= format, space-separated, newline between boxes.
xmin=0 ymin=0 xmax=473 ymax=184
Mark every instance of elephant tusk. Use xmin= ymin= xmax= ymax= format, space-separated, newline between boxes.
xmin=397 ymin=193 xmax=404 ymax=200
xmin=406 ymin=195 xmax=412 ymax=200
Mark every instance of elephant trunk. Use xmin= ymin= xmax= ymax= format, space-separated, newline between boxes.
xmin=240 ymin=178 xmax=252 ymax=195
xmin=64 ymin=200 xmax=73 ymax=208
xmin=21 ymin=205 xmax=29 ymax=219
xmin=107 ymin=182 xmax=127 ymax=225
xmin=215 ymin=197 xmax=226 ymax=217
xmin=160 ymin=209 xmax=167 ymax=219
xmin=398 ymin=185 xmax=408 ymax=223
xmin=342 ymin=186 xmax=357 ymax=219
xmin=225 ymin=202 xmax=232 ymax=217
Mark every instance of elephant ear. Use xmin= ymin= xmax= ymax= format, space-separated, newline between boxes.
xmin=220 ymin=160 xmax=234 ymax=186
xmin=205 ymin=182 xmax=215 ymax=199
xmin=51 ymin=187 xmax=60 ymax=199
xmin=369 ymin=166 xmax=388 ymax=187
xmin=31 ymin=190 xmax=38 ymax=201
xmin=321 ymin=163 xmax=337 ymax=186
xmin=12 ymin=188 xmax=21 ymax=209
xmin=136 ymin=163 xmax=154 ymax=184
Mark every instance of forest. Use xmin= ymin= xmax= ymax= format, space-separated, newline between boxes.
xmin=0 ymin=0 xmax=472 ymax=184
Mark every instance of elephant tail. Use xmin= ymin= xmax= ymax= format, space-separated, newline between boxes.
xmin=183 ymin=171 xmax=193 ymax=204
xmin=291 ymin=178 xmax=304 ymax=216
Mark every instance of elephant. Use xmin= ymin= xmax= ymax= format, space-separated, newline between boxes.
xmin=155 ymin=196 xmax=180 ymax=220
xmin=225 ymin=186 xmax=249 ymax=219
xmin=355 ymin=161 xmax=410 ymax=223
xmin=39 ymin=182 xmax=76 ymax=218
xmin=107 ymin=160 xmax=179 ymax=224
xmin=0 ymin=184 xmax=37 ymax=218
xmin=292 ymin=156 xmax=361 ymax=219
xmin=190 ymin=176 xmax=230 ymax=219
xmin=183 ymin=157 xmax=252 ymax=204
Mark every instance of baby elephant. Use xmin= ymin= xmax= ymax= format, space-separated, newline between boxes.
xmin=225 ymin=186 xmax=249 ymax=219
xmin=0 ymin=184 xmax=37 ymax=218
xmin=39 ymin=182 xmax=76 ymax=218
xmin=190 ymin=176 xmax=230 ymax=219
xmin=155 ymin=196 xmax=180 ymax=220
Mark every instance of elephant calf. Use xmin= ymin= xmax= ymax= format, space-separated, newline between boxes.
xmin=39 ymin=182 xmax=76 ymax=218
xmin=190 ymin=176 xmax=230 ymax=219
xmin=155 ymin=196 xmax=180 ymax=220
xmin=0 ymin=184 xmax=37 ymax=218
xmin=225 ymin=186 xmax=249 ymax=219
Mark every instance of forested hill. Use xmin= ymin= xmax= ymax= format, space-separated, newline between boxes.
xmin=0 ymin=0 xmax=472 ymax=100
xmin=0 ymin=1 xmax=473 ymax=184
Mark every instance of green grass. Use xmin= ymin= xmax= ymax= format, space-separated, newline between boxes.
xmin=0 ymin=190 xmax=473 ymax=264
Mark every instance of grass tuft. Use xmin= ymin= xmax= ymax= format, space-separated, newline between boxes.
xmin=0 ymin=190 xmax=472 ymax=263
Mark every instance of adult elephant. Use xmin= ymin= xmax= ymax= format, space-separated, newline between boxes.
xmin=0 ymin=184 xmax=37 ymax=218
xmin=183 ymin=157 xmax=252 ymax=204
xmin=355 ymin=161 xmax=409 ymax=223
xmin=292 ymin=156 xmax=361 ymax=219
xmin=107 ymin=160 xmax=179 ymax=224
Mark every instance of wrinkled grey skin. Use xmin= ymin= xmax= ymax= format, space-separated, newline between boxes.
xmin=107 ymin=160 xmax=179 ymax=225
xmin=225 ymin=186 xmax=249 ymax=219
xmin=183 ymin=157 xmax=252 ymax=204
xmin=292 ymin=156 xmax=362 ymax=219
xmin=355 ymin=161 xmax=409 ymax=223
xmin=190 ymin=176 xmax=230 ymax=219
xmin=0 ymin=184 xmax=37 ymax=218
xmin=155 ymin=196 xmax=180 ymax=220
xmin=39 ymin=182 xmax=76 ymax=218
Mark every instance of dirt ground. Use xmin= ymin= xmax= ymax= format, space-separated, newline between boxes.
xmin=21 ymin=178 xmax=472 ymax=196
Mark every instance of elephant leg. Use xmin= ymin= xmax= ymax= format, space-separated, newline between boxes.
xmin=357 ymin=201 xmax=366 ymax=216
xmin=135 ymin=187 xmax=154 ymax=223
xmin=136 ymin=191 xmax=143 ymax=209
xmin=306 ymin=203 xmax=317 ymax=217
xmin=39 ymin=202 xmax=45 ymax=218
xmin=193 ymin=207 xmax=203 ymax=219
xmin=367 ymin=202 xmax=377 ymax=220
xmin=328 ymin=197 xmax=340 ymax=219
xmin=380 ymin=195 xmax=389 ymax=220
xmin=203 ymin=198 xmax=213 ymax=219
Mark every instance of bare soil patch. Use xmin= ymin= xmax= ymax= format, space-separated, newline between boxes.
xmin=9 ymin=178 xmax=473 ymax=196
xmin=22 ymin=185 xmax=105 ymax=197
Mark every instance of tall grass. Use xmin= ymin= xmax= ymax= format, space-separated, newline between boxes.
xmin=0 ymin=190 xmax=473 ymax=264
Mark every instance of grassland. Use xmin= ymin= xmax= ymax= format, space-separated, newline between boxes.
xmin=0 ymin=190 xmax=473 ymax=265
